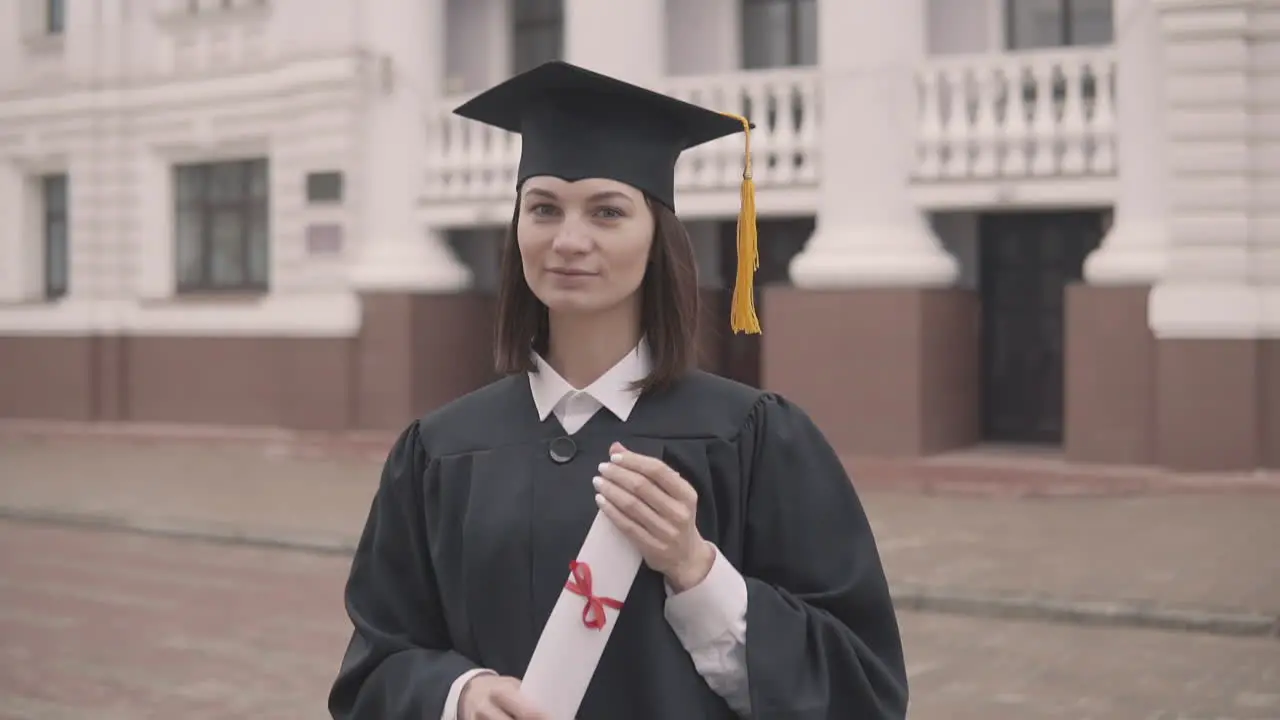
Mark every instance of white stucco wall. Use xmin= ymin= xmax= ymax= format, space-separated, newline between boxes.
xmin=0 ymin=0 xmax=1134 ymax=336
xmin=0 ymin=0 xmax=367 ymax=334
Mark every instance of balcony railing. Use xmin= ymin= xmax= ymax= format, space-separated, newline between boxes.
xmin=424 ymin=67 xmax=820 ymax=204
xmin=665 ymin=68 xmax=821 ymax=192
xmin=422 ymin=47 xmax=1117 ymax=213
xmin=915 ymin=47 xmax=1117 ymax=181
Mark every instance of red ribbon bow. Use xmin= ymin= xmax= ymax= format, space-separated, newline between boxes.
xmin=565 ymin=560 xmax=623 ymax=630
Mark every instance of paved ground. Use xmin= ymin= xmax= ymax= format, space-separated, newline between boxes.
xmin=871 ymin=492 xmax=1280 ymax=615
xmin=2 ymin=435 xmax=1278 ymax=618
xmin=1 ymin=520 xmax=1277 ymax=720
xmin=1 ymin=431 xmax=1279 ymax=718
xmin=0 ymin=521 xmax=345 ymax=720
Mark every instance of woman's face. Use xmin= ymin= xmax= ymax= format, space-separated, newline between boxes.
xmin=517 ymin=175 xmax=655 ymax=317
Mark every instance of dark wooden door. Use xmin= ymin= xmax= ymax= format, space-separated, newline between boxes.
xmin=979 ymin=211 xmax=1103 ymax=444
xmin=714 ymin=216 xmax=813 ymax=388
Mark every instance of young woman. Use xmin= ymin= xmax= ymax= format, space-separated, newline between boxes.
xmin=328 ymin=61 xmax=907 ymax=720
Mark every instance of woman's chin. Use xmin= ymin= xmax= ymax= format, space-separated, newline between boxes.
xmin=537 ymin=287 xmax=608 ymax=314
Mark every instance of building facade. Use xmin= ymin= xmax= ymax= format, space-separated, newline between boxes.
xmin=0 ymin=0 xmax=1276 ymax=472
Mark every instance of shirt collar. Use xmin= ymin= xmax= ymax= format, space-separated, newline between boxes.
xmin=529 ymin=339 xmax=652 ymax=422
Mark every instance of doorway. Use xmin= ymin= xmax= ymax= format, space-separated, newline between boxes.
xmin=978 ymin=210 xmax=1105 ymax=444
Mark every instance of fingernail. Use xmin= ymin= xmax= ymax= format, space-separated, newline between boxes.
xmin=592 ymin=476 xmax=602 ymax=489
xmin=610 ymin=453 xmax=623 ymax=463
xmin=598 ymin=462 xmax=609 ymax=473
xmin=595 ymin=493 xmax=605 ymax=506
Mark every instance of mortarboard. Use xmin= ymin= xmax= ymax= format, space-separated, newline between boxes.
xmin=452 ymin=61 xmax=762 ymax=335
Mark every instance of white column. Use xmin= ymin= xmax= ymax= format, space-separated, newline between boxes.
xmin=667 ymin=0 xmax=739 ymax=75
xmin=790 ymin=0 xmax=958 ymax=288
xmin=564 ymin=0 xmax=665 ymax=83
xmin=351 ymin=0 xmax=470 ymax=292
xmin=1148 ymin=0 xmax=1267 ymax=339
xmin=444 ymin=0 xmax=510 ymax=93
xmin=1083 ymin=0 xmax=1169 ymax=284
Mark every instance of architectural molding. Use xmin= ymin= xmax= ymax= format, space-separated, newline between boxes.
xmin=0 ymin=52 xmax=362 ymax=112
xmin=152 ymin=0 xmax=274 ymax=30
xmin=0 ymin=293 xmax=361 ymax=336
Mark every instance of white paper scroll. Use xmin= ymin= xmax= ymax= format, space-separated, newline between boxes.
xmin=520 ymin=509 xmax=644 ymax=720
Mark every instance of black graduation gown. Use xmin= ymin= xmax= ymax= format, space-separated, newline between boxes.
xmin=328 ymin=370 xmax=908 ymax=720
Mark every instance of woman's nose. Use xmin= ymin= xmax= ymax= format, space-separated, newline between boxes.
xmin=551 ymin=218 xmax=592 ymax=253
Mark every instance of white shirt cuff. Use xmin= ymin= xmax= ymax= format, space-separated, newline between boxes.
xmin=663 ymin=544 xmax=748 ymax=649
xmin=441 ymin=668 xmax=496 ymax=720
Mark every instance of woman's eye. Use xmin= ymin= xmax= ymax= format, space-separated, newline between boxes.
xmin=595 ymin=206 xmax=624 ymax=219
xmin=530 ymin=203 xmax=559 ymax=217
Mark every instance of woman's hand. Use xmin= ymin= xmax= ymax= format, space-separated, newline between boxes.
xmin=594 ymin=441 xmax=716 ymax=592
xmin=459 ymin=674 xmax=548 ymax=720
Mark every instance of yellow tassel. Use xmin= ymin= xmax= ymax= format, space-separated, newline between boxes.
xmin=721 ymin=112 xmax=761 ymax=335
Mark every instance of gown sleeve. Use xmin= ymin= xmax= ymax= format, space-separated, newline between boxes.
xmin=737 ymin=394 xmax=909 ymax=720
xmin=328 ymin=421 xmax=480 ymax=720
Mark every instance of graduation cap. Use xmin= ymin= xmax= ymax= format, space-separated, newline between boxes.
xmin=452 ymin=61 xmax=762 ymax=335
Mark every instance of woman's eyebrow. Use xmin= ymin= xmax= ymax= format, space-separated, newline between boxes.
xmin=585 ymin=191 xmax=633 ymax=205
xmin=524 ymin=188 xmax=559 ymax=201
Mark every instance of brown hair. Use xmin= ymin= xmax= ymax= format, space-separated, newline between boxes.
xmin=493 ymin=194 xmax=700 ymax=394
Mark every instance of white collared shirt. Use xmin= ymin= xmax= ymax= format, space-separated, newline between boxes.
xmin=440 ymin=342 xmax=752 ymax=719
xmin=528 ymin=341 xmax=650 ymax=434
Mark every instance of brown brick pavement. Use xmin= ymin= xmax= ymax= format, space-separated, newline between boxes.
xmin=0 ymin=521 xmax=349 ymax=719
xmin=2 ymin=431 xmax=1279 ymax=632
xmin=870 ymin=492 xmax=1280 ymax=618
xmin=4 ymin=418 xmax=1279 ymax=498
xmin=1 ymin=521 xmax=1277 ymax=720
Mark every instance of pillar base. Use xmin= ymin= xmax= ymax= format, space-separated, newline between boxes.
xmin=1082 ymin=221 xmax=1166 ymax=285
xmin=1064 ymin=284 xmax=1156 ymax=464
xmin=356 ymin=291 xmax=497 ymax=431
xmin=789 ymin=225 xmax=960 ymax=289
xmin=761 ymin=287 xmax=980 ymax=457
xmin=1156 ymin=338 xmax=1279 ymax=472
xmin=350 ymin=231 xmax=473 ymax=294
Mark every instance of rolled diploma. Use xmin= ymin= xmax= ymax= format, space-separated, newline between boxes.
xmin=520 ymin=509 xmax=644 ymax=720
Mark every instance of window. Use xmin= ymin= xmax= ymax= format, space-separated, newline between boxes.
xmin=1006 ymin=0 xmax=1113 ymax=50
xmin=173 ymin=158 xmax=270 ymax=293
xmin=512 ymin=0 xmax=562 ymax=74
xmin=42 ymin=173 xmax=68 ymax=300
xmin=305 ymin=171 xmax=343 ymax=204
xmin=45 ymin=0 xmax=65 ymax=35
xmin=741 ymin=0 xmax=816 ymax=69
